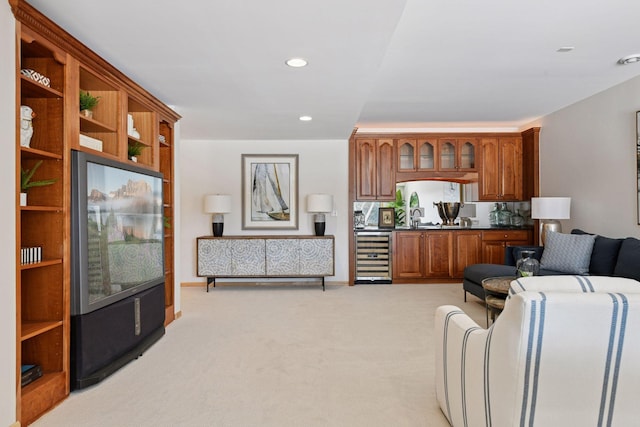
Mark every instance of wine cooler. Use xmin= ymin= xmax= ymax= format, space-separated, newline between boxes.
xmin=354 ymin=231 xmax=392 ymax=284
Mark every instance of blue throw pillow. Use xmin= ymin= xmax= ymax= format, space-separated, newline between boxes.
xmin=571 ymin=229 xmax=623 ymax=275
xmin=613 ymin=237 xmax=640 ymax=281
xmin=540 ymin=231 xmax=596 ymax=275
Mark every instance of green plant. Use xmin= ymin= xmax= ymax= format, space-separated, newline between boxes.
xmin=79 ymin=90 xmax=100 ymax=111
xmin=21 ymin=160 xmax=57 ymax=192
xmin=163 ymin=216 xmax=171 ymax=228
xmin=128 ymin=141 xmax=145 ymax=158
xmin=385 ymin=189 xmax=406 ymax=226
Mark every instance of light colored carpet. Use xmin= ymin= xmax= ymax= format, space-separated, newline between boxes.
xmin=34 ymin=284 xmax=486 ymax=427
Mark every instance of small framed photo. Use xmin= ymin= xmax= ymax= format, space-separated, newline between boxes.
xmin=378 ymin=207 xmax=395 ymax=228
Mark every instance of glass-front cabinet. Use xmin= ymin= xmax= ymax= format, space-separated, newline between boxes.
xmin=438 ymin=138 xmax=477 ymax=172
xmin=396 ymin=139 xmax=436 ymax=171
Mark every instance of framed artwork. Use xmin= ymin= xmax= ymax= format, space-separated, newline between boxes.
xmin=637 ymin=111 xmax=640 ymax=224
xmin=378 ymin=207 xmax=395 ymax=228
xmin=241 ymin=154 xmax=298 ymax=230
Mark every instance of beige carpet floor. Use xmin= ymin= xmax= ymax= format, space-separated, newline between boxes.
xmin=34 ymin=283 xmax=486 ymax=427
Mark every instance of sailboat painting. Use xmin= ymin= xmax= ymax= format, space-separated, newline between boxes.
xmin=242 ymin=154 xmax=298 ymax=230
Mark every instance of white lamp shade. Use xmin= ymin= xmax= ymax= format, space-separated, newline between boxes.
xmin=204 ymin=194 xmax=231 ymax=213
xmin=307 ymin=194 xmax=333 ymax=213
xmin=531 ymin=197 xmax=571 ymax=219
xmin=459 ymin=203 xmax=476 ymax=217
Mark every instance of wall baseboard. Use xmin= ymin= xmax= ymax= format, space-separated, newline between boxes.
xmin=180 ymin=280 xmax=348 ymax=287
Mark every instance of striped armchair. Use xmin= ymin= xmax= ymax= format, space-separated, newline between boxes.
xmin=435 ymin=276 xmax=640 ymax=427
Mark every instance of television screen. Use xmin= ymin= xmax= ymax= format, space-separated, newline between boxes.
xmin=71 ymin=151 xmax=164 ymax=315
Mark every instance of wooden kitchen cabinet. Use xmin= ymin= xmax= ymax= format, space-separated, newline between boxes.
xmin=392 ymin=231 xmax=452 ymax=280
xmin=481 ymin=230 xmax=531 ymax=264
xmin=396 ymin=138 xmax=437 ymax=172
xmin=438 ymin=138 xmax=477 ymax=172
xmin=452 ymin=231 xmax=482 ymax=278
xmin=478 ymin=137 xmax=523 ymax=200
xmin=355 ymin=138 xmax=395 ymax=200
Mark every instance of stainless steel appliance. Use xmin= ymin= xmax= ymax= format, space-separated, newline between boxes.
xmin=354 ymin=231 xmax=392 ymax=284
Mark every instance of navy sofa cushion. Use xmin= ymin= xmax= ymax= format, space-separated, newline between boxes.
xmin=571 ymin=229 xmax=623 ymax=275
xmin=613 ymin=237 xmax=640 ymax=281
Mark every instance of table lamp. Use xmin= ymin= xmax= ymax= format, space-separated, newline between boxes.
xmin=307 ymin=194 xmax=333 ymax=236
xmin=204 ymin=194 xmax=231 ymax=237
xmin=531 ymin=197 xmax=571 ymax=245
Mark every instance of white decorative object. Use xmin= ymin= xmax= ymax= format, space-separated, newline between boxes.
xmin=20 ymin=192 xmax=27 ymax=207
xmin=20 ymin=69 xmax=50 ymax=87
xmin=79 ymin=134 xmax=103 ymax=152
xmin=127 ymin=113 xmax=140 ymax=138
xmin=20 ymin=105 xmax=35 ymax=147
xmin=130 ymin=156 xmax=137 ymax=163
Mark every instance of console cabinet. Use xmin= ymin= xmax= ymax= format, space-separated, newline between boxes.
xmin=11 ymin=1 xmax=180 ymax=423
xmin=197 ymin=236 xmax=335 ymax=290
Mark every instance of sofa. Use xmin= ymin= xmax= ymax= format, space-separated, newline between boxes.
xmin=463 ymin=229 xmax=640 ymax=301
xmin=436 ymin=275 xmax=640 ymax=427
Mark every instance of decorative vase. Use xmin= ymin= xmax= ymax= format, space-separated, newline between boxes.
xmin=130 ymin=156 xmax=137 ymax=163
xmin=497 ymin=202 xmax=512 ymax=226
xmin=20 ymin=192 xmax=27 ymax=207
xmin=489 ymin=203 xmax=499 ymax=226
xmin=81 ymin=109 xmax=93 ymax=119
xmin=516 ymin=250 xmax=540 ymax=277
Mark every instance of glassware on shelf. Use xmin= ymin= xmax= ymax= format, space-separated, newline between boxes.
xmin=489 ymin=203 xmax=500 ymax=227
xmin=516 ymin=250 xmax=540 ymax=277
xmin=511 ymin=209 xmax=524 ymax=227
xmin=497 ymin=202 xmax=512 ymax=226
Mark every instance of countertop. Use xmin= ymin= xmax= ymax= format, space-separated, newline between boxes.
xmin=354 ymin=225 xmax=533 ymax=232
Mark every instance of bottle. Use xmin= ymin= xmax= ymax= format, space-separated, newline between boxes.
xmin=516 ymin=250 xmax=540 ymax=277
xmin=489 ymin=203 xmax=499 ymax=227
xmin=497 ymin=202 xmax=512 ymax=226
xmin=511 ymin=209 xmax=524 ymax=227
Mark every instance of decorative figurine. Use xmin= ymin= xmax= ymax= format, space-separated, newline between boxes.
xmin=20 ymin=105 xmax=35 ymax=147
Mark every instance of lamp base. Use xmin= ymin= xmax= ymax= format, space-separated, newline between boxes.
xmin=540 ymin=219 xmax=561 ymax=246
xmin=313 ymin=213 xmax=326 ymax=236
xmin=212 ymin=222 xmax=224 ymax=237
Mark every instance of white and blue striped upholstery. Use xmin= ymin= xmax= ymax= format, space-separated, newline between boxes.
xmin=508 ymin=275 xmax=640 ymax=298
xmin=436 ymin=277 xmax=640 ymax=426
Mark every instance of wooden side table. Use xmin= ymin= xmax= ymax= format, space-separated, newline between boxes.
xmin=481 ymin=276 xmax=514 ymax=326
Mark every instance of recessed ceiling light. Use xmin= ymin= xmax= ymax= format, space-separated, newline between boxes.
xmin=299 ymin=115 xmax=312 ymax=122
xmin=556 ymin=47 xmax=574 ymax=53
xmin=618 ymin=54 xmax=640 ymax=65
xmin=285 ymin=58 xmax=308 ymax=68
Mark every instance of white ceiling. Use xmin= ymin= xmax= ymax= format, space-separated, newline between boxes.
xmin=27 ymin=0 xmax=640 ymax=140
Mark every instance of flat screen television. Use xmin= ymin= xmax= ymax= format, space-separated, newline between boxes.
xmin=71 ymin=150 xmax=164 ymax=316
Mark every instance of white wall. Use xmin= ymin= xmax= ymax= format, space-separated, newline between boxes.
xmin=179 ymin=139 xmax=349 ymax=283
xmin=0 ymin=3 xmax=17 ymax=424
xmin=537 ymin=74 xmax=640 ymax=238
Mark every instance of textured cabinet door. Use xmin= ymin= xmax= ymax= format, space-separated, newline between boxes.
xmin=299 ymin=238 xmax=334 ymax=275
xmin=197 ymin=239 xmax=232 ymax=275
xmin=232 ymin=239 xmax=266 ymax=275
xmin=479 ymin=138 xmax=500 ymax=200
xmin=266 ymin=239 xmax=299 ymax=275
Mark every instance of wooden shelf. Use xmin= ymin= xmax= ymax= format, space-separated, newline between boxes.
xmin=20 ymin=76 xmax=63 ymax=98
xmin=20 ymin=258 xmax=63 ymax=270
xmin=20 ymin=320 xmax=63 ymax=341
xmin=12 ymin=1 xmax=180 ymax=422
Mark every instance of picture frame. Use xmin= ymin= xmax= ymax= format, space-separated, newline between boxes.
xmin=378 ymin=207 xmax=395 ymax=228
xmin=241 ymin=154 xmax=298 ymax=230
